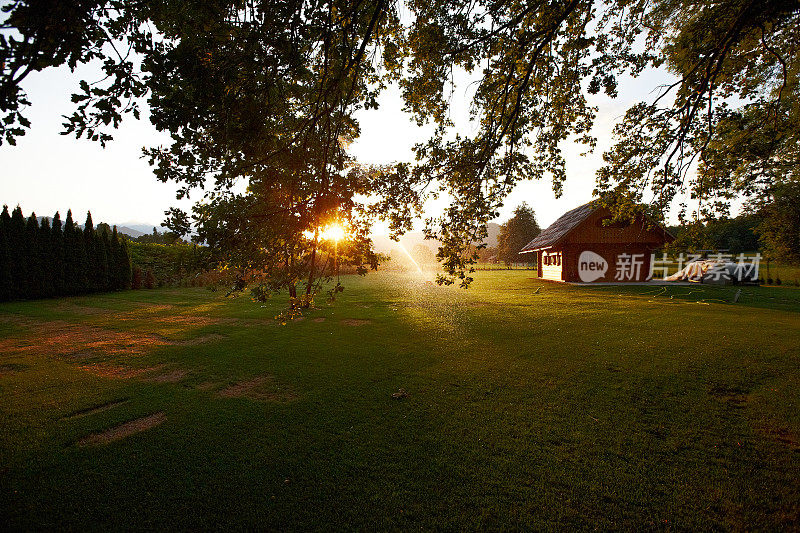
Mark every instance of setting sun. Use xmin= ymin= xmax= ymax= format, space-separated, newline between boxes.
xmin=321 ymin=223 xmax=346 ymax=242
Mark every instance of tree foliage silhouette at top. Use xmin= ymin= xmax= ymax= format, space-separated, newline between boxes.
xmin=2 ymin=0 xmax=798 ymax=297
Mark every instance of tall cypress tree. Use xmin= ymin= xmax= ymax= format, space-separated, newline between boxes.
xmin=0 ymin=230 xmax=10 ymax=300
xmin=110 ymin=226 xmax=121 ymax=290
xmin=97 ymin=231 xmax=110 ymax=291
xmin=84 ymin=211 xmax=97 ymax=291
xmin=0 ymin=205 xmax=10 ymax=229
xmin=51 ymin=212 xmax=65 ymax=295
xmin=38 ymin=217 xmax=54 ymax=298
xmin=63 ymin=210 xmax=77 ymax=294
xmin=0 ymin=206 xmax=11 ymax=301
xmin=0 ymin=206 xmax=134 ymax=298
xmin=9 ymin=207 xmax=25 ymax=299
xmin=25 ymin=213 xmax=41 ymax=299
xmin=74 ymin=219 xmax=89 ymax=294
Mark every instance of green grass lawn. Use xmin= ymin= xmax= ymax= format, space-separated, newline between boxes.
xmin=1 ymin=272 xmax=798 ymax=529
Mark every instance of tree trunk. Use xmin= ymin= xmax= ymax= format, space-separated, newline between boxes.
xmin=304 ymin=228 xmax=319 ymax=306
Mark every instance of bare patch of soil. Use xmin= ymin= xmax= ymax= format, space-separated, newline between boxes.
xmin=0 ymin=364 xmax=26 ymax=376
xmin=758 ymin=425 xmax=800 ymax=450
xmin=196 ymin=381 xmax=220 ymax=391
xmin=341 ymin=319 xmax=372 ymax=326
xmin=216 ymin=375 xmax=298 ymax=402
xmin=63 ymin=398 xmax=129 ymax=419
xmin=312 ymin=317 xmax=326 ymax=323
xmin=0 ymin=317 xmax=225 ymax=362
xmin=1 ymin=317 xmax=172 ymax=358
xmin=64 ymin=350 xmax=100 ymax=361
xmin=94 ymin=304 xmax=177 ymax=324
xmin=76 ymin=412 xmax=166 ymax=446
xmin=709 ymin=385 xmax=750 ymax=409
xmin=150 ymin=315 xmax=222 ymax=327
xmin=712 ymin=392 xmax=750 ymax=408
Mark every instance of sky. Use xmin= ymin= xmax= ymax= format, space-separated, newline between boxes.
xmin=1 ymin=55 xmax=685 ymax=233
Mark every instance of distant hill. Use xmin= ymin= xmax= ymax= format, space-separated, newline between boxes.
xmin=118 ymin=223 xmax=160 ymax=235
xmin=34 ymin=216 xmax=147 ymax=238
xmin=116 ymin=226 xmax=146 ymax=238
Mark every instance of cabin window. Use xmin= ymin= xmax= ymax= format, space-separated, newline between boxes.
xmin=543 ymin=252 xmax=561 ymax=267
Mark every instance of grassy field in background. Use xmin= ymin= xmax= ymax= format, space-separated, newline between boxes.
xmin=1 ymin=271 xmax=798 ymax=529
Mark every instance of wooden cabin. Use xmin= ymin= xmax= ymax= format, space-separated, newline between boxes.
xmin=519 ymin=201 xmax=674 ymax=283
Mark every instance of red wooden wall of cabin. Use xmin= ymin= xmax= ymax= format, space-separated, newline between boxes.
xmin=565 ymin=208 xmax=670 ymax=247
xmin=561 ymin=244 xmax=655 ymax=282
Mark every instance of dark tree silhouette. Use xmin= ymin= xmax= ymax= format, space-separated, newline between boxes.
xmin=24 ymin=214 xmax=40 ymax=298
xmin=50 ymin=212 xmax=65 ymax=295
xmin=497 ymin=204 xmax=541 ymax=265
xmin=9 ymin=207 xmax=26 ymax=298
xmin=0 ymin=206 xmax=11 ymax=300
xmin=38 ymin=216 xmax=54 ymax=297
xmin=0 ymin=205 xmax=134 ymax=301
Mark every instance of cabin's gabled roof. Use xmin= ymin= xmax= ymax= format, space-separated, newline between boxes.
xmin=519 ymin=201 xmax=598 ymax=253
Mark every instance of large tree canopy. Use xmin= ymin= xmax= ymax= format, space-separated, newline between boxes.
xmin=2 ymin=0 xmax=798 ymax=300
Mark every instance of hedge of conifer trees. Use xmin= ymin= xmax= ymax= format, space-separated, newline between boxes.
xmin=0 ymin=205 xmax=132 ymax=301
